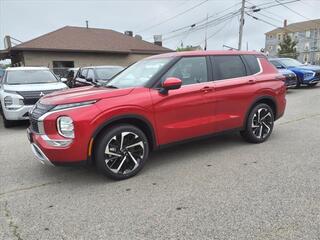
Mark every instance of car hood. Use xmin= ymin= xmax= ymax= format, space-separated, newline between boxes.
xmin=4 ymin=82 xmax=67 ymax=92
xmin=289 ymin=65 xmax=320 ymax=72
xmin=40 ymin=86 xmax=134 ymax=105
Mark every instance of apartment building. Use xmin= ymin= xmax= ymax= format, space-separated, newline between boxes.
xmin=265 ymin=19 xmax=320 ymax=64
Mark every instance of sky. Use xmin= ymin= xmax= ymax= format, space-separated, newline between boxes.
xmin=0 ymin=0 xmax=319 ymax=54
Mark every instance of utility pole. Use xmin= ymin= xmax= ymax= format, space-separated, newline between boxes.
xmin=238 ymin=0 xmax=245 ymax=50
xmin=204 ymin=13 xmax=208 ymax=50
xmin=86 ymin=20 xmax=89 ymax=28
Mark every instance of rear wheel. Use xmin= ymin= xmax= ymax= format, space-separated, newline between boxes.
xmin=95 ymin=124 xmax=149 ymax=180
xmin=240 ymin=103 xmax=274 ymax=143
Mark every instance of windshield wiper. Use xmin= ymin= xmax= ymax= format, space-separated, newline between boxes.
xmin=105 ymin=84 xmax=118 ymax=89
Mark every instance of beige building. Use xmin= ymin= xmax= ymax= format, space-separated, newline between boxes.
xmin=0 ymin=26 xmax=172 ymax=69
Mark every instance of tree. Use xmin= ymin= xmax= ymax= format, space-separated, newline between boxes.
xmin=277 ymin=35 xmax=299 ymax=59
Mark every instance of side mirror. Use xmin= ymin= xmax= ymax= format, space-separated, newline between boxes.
xmin=61 ymin=77 xmax=68 ymax=83
xmin=86 ymin=77 xmax=93 ymax=82
xmin=160 ymin=77 xmax=182 ymax=94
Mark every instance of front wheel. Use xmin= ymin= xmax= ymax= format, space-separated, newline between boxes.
xmin=240 ymin=103 xmax=274 ymax=143
xmin=2 ymin=112 xmax=15 ymax=128
xmin=308 ymin=83 xmax=318 ymax=87
xmin=95 ymin=124 xmax=149 ymax=180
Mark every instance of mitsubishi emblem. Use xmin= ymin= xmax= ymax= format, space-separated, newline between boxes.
xmin=39 ymin=92 xmax=45 ymax=97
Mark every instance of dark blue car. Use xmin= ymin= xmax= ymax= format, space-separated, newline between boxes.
xmin=269 ymin=58 xmax=320 ymax=87
xmin=277 ymin=68 xmax=297 ymax=88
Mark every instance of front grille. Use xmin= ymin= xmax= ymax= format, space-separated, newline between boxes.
xmin=23 ymin=98 xmax=40 ymax=105
xmin=29 ymin=102 xmax=55 ymax=133
xmin=17 ymin=90 xmax=58 ymax=106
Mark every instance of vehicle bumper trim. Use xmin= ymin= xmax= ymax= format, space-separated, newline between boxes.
xmin=30 ymin=143 xmax=55 ymax=166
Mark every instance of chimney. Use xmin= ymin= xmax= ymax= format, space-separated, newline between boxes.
xmin=153 ymin=35 xmax=162 ymax=46
xmin=124 ymin=31 xmax=133 ymax=37
xmin=283 ymin=19 xmax=287 ymax=28
xmin=4 ymin=35 xmax=12 ymax=49
xmin=134 ymin=34 xmax=142 ymax=40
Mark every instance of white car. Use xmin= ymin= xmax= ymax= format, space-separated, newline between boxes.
xmin=0 ymin=67 xmax=68 ymax=128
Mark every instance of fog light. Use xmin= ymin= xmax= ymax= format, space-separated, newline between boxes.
xmin=57 ymin=116 xmax=74 ymax=138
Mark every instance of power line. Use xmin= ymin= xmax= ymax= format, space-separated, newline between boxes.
xmin=137 ymin=0 xmax=209 ymax=33
xmin=274 ymin=0 xmax=310 ymax=20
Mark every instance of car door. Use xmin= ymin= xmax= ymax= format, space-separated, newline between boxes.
xmin=150 ymin=56 xmax=216 ymax=145
xmin=210 ymin=55 xmax=259 ymax=132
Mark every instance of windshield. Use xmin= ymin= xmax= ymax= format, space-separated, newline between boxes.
xmin=96 ymin=67 xmax=124 ymax=80
xmin=279 ymin=58 xmax=303 ymax=67
xmin=106 ymin=57 xmax=173 ymax=88
xmin=0 ymin=69 xmax=4 ymax=78
xmin=6 ymin=70 xmax=59 ymax=85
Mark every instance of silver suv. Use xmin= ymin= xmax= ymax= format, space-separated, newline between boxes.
xmin=0 ymin=67 xmax=68 ymax=128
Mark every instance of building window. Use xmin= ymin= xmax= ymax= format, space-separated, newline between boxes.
xmin=303 ymin=54 xmax=309 ymax=63
xmin=277 ymin=34 xmax=282 ymax=41
xmin=304 ymin=42 xmax=310 ymax=51
xmin=306 ymin=30 xmax=311 ymax=38
xmin=269 ymin=45 xmax=273 ymax=51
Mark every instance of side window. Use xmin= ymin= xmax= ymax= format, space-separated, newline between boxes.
xmin=161 ymin=57 xmax=208 ymax=86
xmin=270 ymin=60 xmax=283 ymax=69
xmin=87 ymin=69 xmax=95 ymax=80
xmin=79 ymin=69 xmax=88 ymax=79
xmin=242 ymin=55 xmax=260 ymax=75
xmin=211 ymin=55 xmax=247 ymax=80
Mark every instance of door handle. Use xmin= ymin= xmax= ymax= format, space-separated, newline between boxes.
xmin=200 ymin=86 xmax=214 ymax=93
xmin=248 ymin=79 xmax=256 ymax=84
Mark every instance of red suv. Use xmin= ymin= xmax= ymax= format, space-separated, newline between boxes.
xmin=27 ymin=51 xmax=286 ymax=180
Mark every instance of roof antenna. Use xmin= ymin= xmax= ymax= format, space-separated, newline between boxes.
xmin=86 ymin=20 xmax=89 ymax=28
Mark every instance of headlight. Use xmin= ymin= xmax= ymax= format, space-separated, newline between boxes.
xmin=303 ymin=71 xmax=315 ymax=80
xmin=4 ymin=96 xmax=13 ymax=107
xmin=57 ymin=116 xmax=74 ymax=138
xmin=52 ymin=100 xmax=97 ymax=111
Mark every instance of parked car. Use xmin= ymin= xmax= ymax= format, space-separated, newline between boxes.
xmin=73 ymin=66 xmax=124 ymax=87
xmin=65 ymin=67 xmax=79 ymax=88
xmin=27 ymin=51 xmax=286 ymax=180
xmin=269 ymin=58 xmax=320 ymax=87
xmin=277 ymin=68 xmax=297 ymax=88
xmin=0 ymin=68 xmax=4 ymax=81
xmin=0 ymin=67 xmax=68 ymax=128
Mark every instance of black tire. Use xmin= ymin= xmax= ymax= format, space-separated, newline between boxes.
xmin=295 ymin=80 xmax=301 ymax=89
xmin=308 ymin=83 xmax=318 ymax=87
xmin=240 ymin=103 xmax=274 ymax=143
xmin=95 ymin=124 xmax=149 ymax=180
xmin=2 ymin=113 xmax=15 ymax=128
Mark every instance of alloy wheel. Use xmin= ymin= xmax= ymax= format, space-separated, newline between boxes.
xmin=251 ymin=108 xmax=273 ymax=139
xmin=104 ymin=131 xmax=145 ymax=175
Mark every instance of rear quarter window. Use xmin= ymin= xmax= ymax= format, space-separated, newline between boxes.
xmin=211 ymin=55 xmax=247 ymax=80
xmin=242 ymin=55 xmax=261 ymax=75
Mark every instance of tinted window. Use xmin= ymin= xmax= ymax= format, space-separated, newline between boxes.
xmin=162 ymin=57 xmax=208 ymax=86
xmin=270 ymin=60 xmax=283 ymax=69
xmin=6 ymin=70 xmax=58 ymax=85
xmin=87 ymin=69 xmax=95 ymax=80
xmin=212 ymin=56 xmax=246 ymax=80
xmin=243 ymin=55 xmax=260 ymax=74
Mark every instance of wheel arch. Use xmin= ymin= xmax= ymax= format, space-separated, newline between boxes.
xmin=89 ymin=114 xmax=157 ymax=164
xmin=243 ymin=96 xmax=278 ymax=128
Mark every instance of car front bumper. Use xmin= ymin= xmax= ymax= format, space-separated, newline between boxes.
xmin=3 ymin=105 xmax=33 ymax=120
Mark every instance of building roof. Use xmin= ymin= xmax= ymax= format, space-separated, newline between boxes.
xmin=265 ymin=19 xmax=320 ymax=35
xmin=10 ymin=26 xmax=172 ymax=54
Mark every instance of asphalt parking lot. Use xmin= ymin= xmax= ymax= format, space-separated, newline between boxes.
xmin=1 ymin=86 xmax=320 ymax=240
